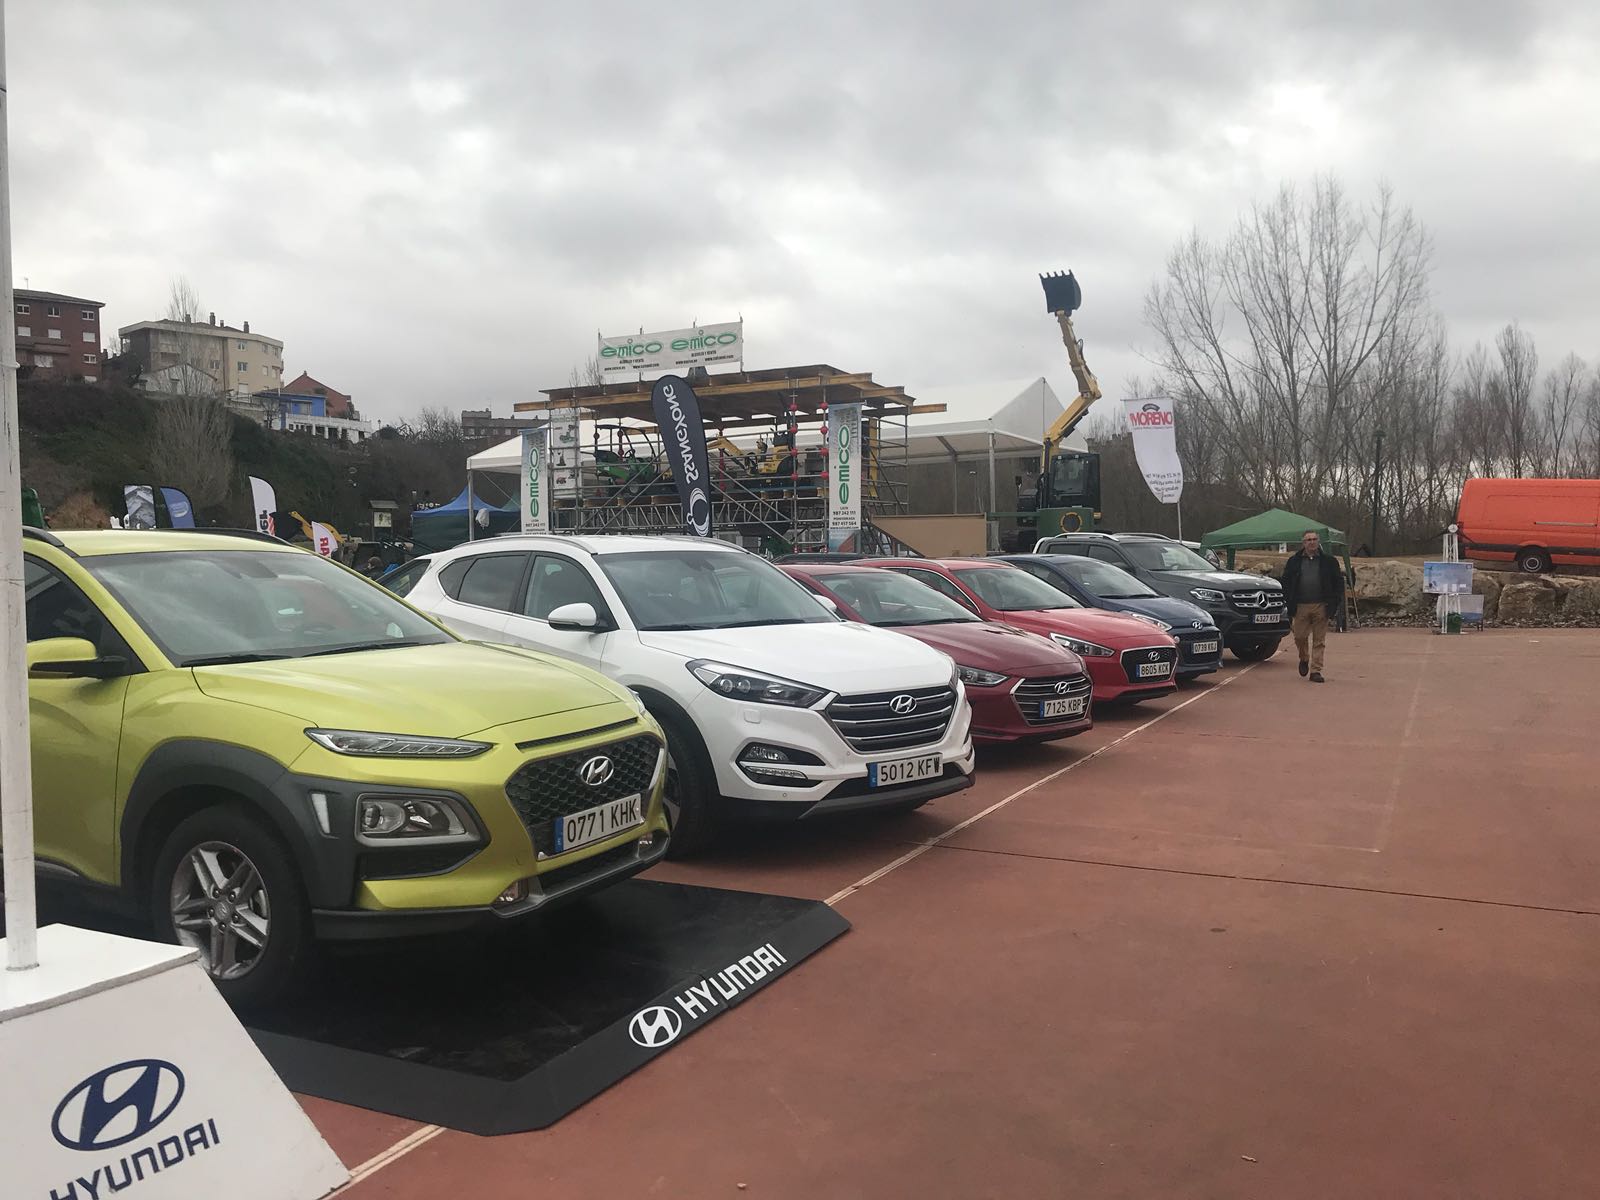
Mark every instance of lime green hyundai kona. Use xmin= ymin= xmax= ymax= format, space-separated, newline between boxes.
xmin=15 ymin=528 xmax=671 ymax=1004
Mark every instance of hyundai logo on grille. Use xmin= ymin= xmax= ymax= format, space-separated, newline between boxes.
xmin=578 ymin=755 xmax=615 ymax=787
xmin=1192 ymin=620 xmax=1207 ymax=629
xmin=52 ymin=1059 xmax=185 ymax=1152
xmin=888 ymin=694 xmax=916 ymax=715
xmin=1054 ymin=680 xmax=1071 ymax=694
xmin=628 ymin=1005 xmax=684 ymax=1048
xmin=1147 ymin=650 xmax=1162 ymax=660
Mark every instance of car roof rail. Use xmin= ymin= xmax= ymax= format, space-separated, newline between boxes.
xmin=142 ymin=527 xmax=293 ymax=546
xmin=23 ymin=525 xmax=74 ymax=554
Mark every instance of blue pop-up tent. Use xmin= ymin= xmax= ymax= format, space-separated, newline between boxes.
xmin=410 ymin=482 xmax=519 ymax=552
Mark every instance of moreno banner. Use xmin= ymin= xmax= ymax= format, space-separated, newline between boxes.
xmin=159 ymin=486 xmax=196 ymax=528
xmin=122 ymin=485 xmax=156 ymax=530
xmin=599 ymin=320 xmax=742 ymax=378
xmin=650 ymin=375 xmax=713 ymax=537
xmin=310 ymin=521 xmax=338 ymax=557
xmin=1122 ymin=396 xmax=1184 ymax=504
xmin=248 ymin=476 xmax=278 ymax=536
xmin=521 ymin=425 xmax=551 ymax=534
xmin=826 ymin=403 xmax=862 ymax=552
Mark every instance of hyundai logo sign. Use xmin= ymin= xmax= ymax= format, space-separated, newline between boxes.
xmin=578 ymin=755 xmax=615 ymax=787
xmin=628 ymin=1005 xmax=684 ymax=1048
xmin=888 ymin=694 xmax=916 ymax=716
xmin=1191 ymin=620 xmax=1207 ymax=629
xmin=1147 ymin=649 xmax=1162 ymax=661
xmin=52 ymin=1060 xmax=185 ymax=1152
xmin=1054 ymin=680 xmax=1071 ymax=694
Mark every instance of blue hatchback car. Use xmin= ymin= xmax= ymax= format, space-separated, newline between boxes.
xmin=996 ymin=554 xmax=1223 ymax=678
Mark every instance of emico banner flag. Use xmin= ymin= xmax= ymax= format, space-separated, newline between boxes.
xmin=123 ymin=485 xmax=156 ymax=529
xmin=248 ymin=476 xmax=278 ymax=535
xmin=521 ymin=425 xmax=550 ymax=534
xmin=599 ymin=320 xmax=742 ymax=378
xmin=650 ymin=374 xmax=713 ymax=537
xmin=310 ymin=522 xmax=338 ymax=556
xmin=160 ymin=486 xmax=195 ymax=528
xmin=826 ymin=403 xmax=862 ymax=552
xmin=1122 ymin=396 xmax=1184 ymax=504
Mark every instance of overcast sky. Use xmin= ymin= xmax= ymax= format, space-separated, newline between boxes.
xmin=13 ymin=1 xmax=1599 ymax=425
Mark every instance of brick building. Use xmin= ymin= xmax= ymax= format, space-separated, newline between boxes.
xmin=281 ymin=371 xmax=355 ymax=418
xmin=461 ymin=407 xmax=539 ymax=442
xmin=15 ymin=289 xmax=104 ymax=382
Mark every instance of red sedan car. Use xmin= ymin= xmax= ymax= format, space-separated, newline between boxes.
xmin=855 ymin=558 xmax=1180 ymax=703
xmin=782 ymin=563 xmax=1093 ymax=743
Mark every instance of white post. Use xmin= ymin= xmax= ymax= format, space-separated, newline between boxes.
xmin=1175 ymin=502 xmax=1183 ymax=541
xmin=466 ymin=468 xmax=476 ymax=541
xmin=0 ymin=0 xmax=41 ymax=972
xmin=986 ymin=423 xmax=996 ymax=514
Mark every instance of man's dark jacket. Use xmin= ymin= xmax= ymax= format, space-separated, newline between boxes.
xmin=1281 ymin=551 xmax=1346 ymax=617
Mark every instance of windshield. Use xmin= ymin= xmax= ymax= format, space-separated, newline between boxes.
xmin=1048 ymin=455 xmax=1093 ymax=499
xmin=1056 ymin=557 xmax=1159 ymax=598
xmin=1121 ymin=541 xmax=1218 ymax=572
xmin=86 ymin=549 xmax=452 ymax=666
xmin=599 ymin=550 xmax=834 ymax=631
xmin=952 ymin=566 xmax=1078 ymax=611
xmin=823 ymin=570 xmax=980 ymax=626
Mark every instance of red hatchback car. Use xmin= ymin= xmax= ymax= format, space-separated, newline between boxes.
xmin=855 ymin=558 xmax=1180 ymax=703
xmin=782 ymin=563 xmax=1093 ymax=743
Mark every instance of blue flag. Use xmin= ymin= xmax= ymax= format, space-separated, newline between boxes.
xmin=160 ymin=486 xmax=196 ymax=528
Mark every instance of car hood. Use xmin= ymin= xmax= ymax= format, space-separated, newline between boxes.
xmin=1100 ymin=595 xmax=1218 ymax=629
xmin=634 ymin=621 xmax=954 ymax=691
xmin=1147 ymin=569 xmax=1282 ymax=592
xmin=995 ymin=607 xmax=1177 ymax=649
xmin=192 ymin=641 xmax=629 ymax=738
xmin=882 ymin=621 xmax=1080 ymax=674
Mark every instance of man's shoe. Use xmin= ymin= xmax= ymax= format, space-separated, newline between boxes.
xmin=1310 ymin=672 xmax=1325 ymax=683
xmin=1298 ymin=659 xmax=1309 ymax=677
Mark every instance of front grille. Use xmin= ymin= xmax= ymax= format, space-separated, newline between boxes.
xmin=505 ymin=733 xmax=662 ymax=854
xmin=1120 ymin=645 xmax=1179 ymax=684
xmin=827 ymin=685 xmax=956 ymax=754
xmin=1229 ymin=589 xmax=1286 ymax=611
xmin=1012 ymin=673 xmax=1093 ymax=726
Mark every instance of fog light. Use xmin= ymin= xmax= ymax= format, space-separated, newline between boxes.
xmin=744 ymin=744 xmax=790 ymax=763
xmin=495 ymin=880 xmax=527 ymax=905
xmin=358 ymin=796 xmax=468 ymax=840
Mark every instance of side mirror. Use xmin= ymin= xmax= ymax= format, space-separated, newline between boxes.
xmin=546 ymin=602 xmax=604 ymax=632
xmin=27 ymin=637 xmax=128 ymax=680
xmin=814 ymin=595 xmax=840 ymax=615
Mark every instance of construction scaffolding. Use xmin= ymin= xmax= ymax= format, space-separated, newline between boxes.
xmin=512 ymin=366 xmax=939 ymax=555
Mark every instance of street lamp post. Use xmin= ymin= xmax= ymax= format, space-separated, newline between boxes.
xmin=1371 ymin=427 xmax=1385 ymax=556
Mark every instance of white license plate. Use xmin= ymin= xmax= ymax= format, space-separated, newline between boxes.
xmin=1136 ymin=661 xmax=1172 ymax=678
xmin=1191 ymin=639 xmax=1220 ymax=655
xmin=1253 ymin=613 xmax=1281 ymax=624
xmin=553 ymin=793 xmax=643 ymax=854
xmin=868 ymin=754 xmax=941 ymax=787
xmin=1042 ymin=696 xmax=1089 ymax=718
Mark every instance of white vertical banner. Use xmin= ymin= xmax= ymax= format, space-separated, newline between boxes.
xmin=247 ymin=475 xmax=277 ymax=535
xmin=548 ymin=410 xmax=580 ymax=499
xmin=122 ymin=485 xmax=156 ymax=529
xmin=1122 ymin=396 xmax=1184 ymax=504
xmin=521 ymin=424 xmax=550 ymax=534
xmin=310 ymin=521 xmax=337 ymax=557
xmin=826 ymin=403 xmax=862 ymax=552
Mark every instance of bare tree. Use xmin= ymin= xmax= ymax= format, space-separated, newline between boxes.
xmin=413 ymin=405 xmax=463 ymax=444
xmin=1492 ymin=322 xmax=1539 ymax=476
xmin=1540 ymin=354 xmax=1586 ymax=477
xmin=150 ymin=394 xmax=235 ymax=509
xmin=154 ymin=275 xmax=223 ymax=398
xmin=568 ymin=354 xmax=604 ymax=389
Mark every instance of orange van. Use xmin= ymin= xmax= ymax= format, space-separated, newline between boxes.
xmin=1456 ymin=478 xmax=1600 ymax=572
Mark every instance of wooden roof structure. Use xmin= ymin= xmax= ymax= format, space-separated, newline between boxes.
xmin=516 ymin=365 xmax=941 ymax=434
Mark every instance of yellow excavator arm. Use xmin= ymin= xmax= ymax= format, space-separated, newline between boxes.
xmin=1040 ymin=306 xmax=1101 ymax=470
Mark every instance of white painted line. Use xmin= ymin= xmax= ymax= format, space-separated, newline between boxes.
xmin=825 ymin=665 xmax=1261 ymax=907
xmin=1371 ymin=635 xmax=1432 ymax=852
xmin=340 ymin=1123 xmax=445 ymax=1190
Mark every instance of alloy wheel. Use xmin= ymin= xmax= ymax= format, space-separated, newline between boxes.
xmin=169 ymin=840 xmax=271 ymax=981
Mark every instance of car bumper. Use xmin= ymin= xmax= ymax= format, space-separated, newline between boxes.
xmin=1213 ymin=609 xmax=1288 ymax=645
xmin=312 ymin=828 xmax=672 ymax=940
xmin=1084 ymin=650 xmax=1178 ymax=701
xmin=967 ymin=678 xmax=1093 ymax=743
xmin=738 ymin=765 xmax=976 ymax=820
xmin=1174 ymin=631 xmax=1224 ymax=677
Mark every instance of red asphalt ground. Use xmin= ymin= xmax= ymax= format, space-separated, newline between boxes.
xmin=311 ymin=629 xmax=1600 ymax=1199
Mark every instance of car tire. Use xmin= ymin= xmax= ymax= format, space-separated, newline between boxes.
xmin=650 ymin=709 xmax=722 ymax=859
xmin=148 ymin=804 xmax=310 ymax=1009
xmin=1516 ymin=547 xmax=1551 ymax=574
xmin=1230 ymin=639 xmax=1280 ymax=662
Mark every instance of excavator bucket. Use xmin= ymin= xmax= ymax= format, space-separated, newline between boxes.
xmin=1040 ymin=270 xmax=1082 ymax=315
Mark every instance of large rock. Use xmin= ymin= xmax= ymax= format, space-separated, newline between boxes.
xmin=1498 ymin=579 xmax=1560 ymax=624
xmin=1473 ymin=570 xmax=1504 ymax=621
xmin=1350 ymin=559 xmax=1430 ymax=617
xmin=1554 ymin=576 xmax=1600 ymax=621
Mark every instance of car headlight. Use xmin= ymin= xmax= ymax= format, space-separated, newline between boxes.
xmin=687 ymin=660 xmax=829 ymax=707
xmin=1050 ymin=633 xmax=1115 ymax=657
xmin=1190 ymin=588 xmax=1225 ymax=604
xmin=1127 ymin=613 xmax=1173 ymax=631
xmin=956 ymin=665 xmax=1008 ymax=687
xmin=306 ymin=729 xmax=492 ymax=757
xmin=356 ymin=794 xmax=475 ymax=842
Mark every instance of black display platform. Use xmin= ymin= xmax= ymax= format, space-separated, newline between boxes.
xmin=246 ymin=881 xmax=849 ymax=1135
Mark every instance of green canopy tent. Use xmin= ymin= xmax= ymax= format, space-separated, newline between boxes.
xmin=1200 ymin=507 xmax=1352 ymax=577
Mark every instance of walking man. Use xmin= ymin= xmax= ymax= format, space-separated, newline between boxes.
xmin=1281 ymin=530 xmax=1344 ymax=683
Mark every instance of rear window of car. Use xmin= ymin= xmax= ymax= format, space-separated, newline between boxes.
xmin=452 ymin=553 xmax=528 ymax=612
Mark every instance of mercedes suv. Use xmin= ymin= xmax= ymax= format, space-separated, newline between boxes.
xmin=1032 ymin=532 xmax=1286 ymax=661
xmin=401 ymin=535 xmax=977 ymax=856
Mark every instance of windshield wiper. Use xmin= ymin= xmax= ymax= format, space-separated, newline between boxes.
xmin=183 ymin=652 xmax=292 ymax=667
xmin=302 ymin=639 xmax=436 ymax=657
xmin=908 ymin=617 xmax=976 ymax=625
xmin=715 ymin=617 xmax=812 ymax=629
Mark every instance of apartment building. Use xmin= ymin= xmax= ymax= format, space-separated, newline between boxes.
xmin=120 ymin=311 xmax=283 ymax=397
xmin=461 ymin=407 xmax=540 ymax=441
xmin=15 ymin=289 xmax=104 ymax=382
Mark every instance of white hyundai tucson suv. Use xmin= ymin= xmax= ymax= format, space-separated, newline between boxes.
xmin=396 ymin=535 xmax=976 ymax=855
